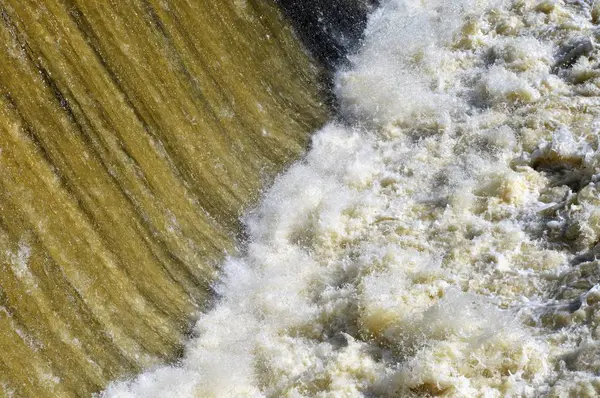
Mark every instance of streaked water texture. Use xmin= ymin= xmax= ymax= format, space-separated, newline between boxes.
xmin=0 ymin=1 xmax=328 ymax=396
xmin=107 ymin=0 xmax=600 ymax=396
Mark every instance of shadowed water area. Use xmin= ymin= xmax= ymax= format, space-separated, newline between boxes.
xmin=0 ymin=0 xmax=352 ymax=395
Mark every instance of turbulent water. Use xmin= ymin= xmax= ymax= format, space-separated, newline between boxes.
xmin=105 ymin=0 xmax=600 ymax=396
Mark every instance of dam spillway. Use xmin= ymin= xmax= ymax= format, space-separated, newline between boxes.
xmin=0 ymin=0 xmax=332 ymax=396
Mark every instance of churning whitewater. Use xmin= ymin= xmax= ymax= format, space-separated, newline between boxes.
xmin=105 ymin=0 xmax=600 ymax=396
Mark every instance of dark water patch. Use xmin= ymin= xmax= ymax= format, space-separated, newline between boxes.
xmin=277 ymin=0 xmax=378 ymax=111
xmin=277 ymin=0 xmax=378 ymax=70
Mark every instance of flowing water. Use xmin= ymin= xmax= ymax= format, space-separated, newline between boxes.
xmin=104 ymin=0 xmax=600 ymax=396
xmin=0 ymin=0 xmax=329 ymax=396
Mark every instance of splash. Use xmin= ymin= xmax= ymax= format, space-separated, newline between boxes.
xmin=104 ymin=0 xmax=600 ymax=396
